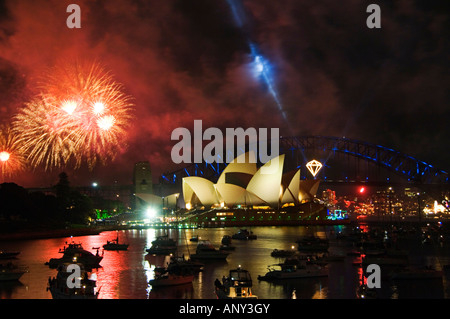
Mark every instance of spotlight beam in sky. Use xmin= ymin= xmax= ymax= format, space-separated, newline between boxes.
xmin=226 ymin=0 xmax=290 ymax=128
xmin=249 ymin=43 xmax=288 ymax=123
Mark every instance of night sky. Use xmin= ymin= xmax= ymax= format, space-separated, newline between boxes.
xmin=0 ymin=0 xmax=448 ymax=188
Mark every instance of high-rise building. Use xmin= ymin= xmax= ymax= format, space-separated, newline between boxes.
xmin=133 ymin=161 xmax=152 ymax=210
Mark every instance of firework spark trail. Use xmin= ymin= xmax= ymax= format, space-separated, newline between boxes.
xmin=13 ymin=96 xmax=78 ymax=170
xmin=0 ymin=124 xmax=28 ymax=179
xmin=13 ymin=61 xmax=134 ymax=170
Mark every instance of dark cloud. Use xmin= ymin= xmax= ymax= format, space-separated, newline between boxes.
xmin=0 ymin=0 xmax=448 ymax=187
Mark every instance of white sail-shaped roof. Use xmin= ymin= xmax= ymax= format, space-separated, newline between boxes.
xmin=246 ymin=154 xmax=285 ymax=207
xmin=164 ymin=193 xmax=180 ymax=208
xmin=215 ymin=183 xmax=247 ymax=207
xmin=281 ymin=169 xmax=300 ymax=204
xmin=217 ymin=151 xmax=257 ymax=184
xmin=298 ymin=179 xmax=321 ymax=202
xmin=182 ymin=179 xmax=195 ymax=206
xmin=183 ymin=177 xmax=218 ymax=207
xmin=136 ymin=193 xmax=163 ymax=207
xmin=242 ymin=191 xmax=266 ymax=206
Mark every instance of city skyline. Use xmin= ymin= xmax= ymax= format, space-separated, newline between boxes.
xmin=0 ymin=0 xmax=448 ymax=188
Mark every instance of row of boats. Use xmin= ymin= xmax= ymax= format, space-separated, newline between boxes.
xmin=41 ymin=235 xmax=129 ymax=299
xmin=45 ymin=239 xmax=116 ymax=299
xmin=145 ymin=229 xmax=260 ymax=298
xmin=0 ymin=231 xmax=331 ymax=299
xmin=41 ymin=230 xmax=334 ymax=299
xmin=145 ymin=230 xmax=334 ymax=298
xmin=147 ymin=235 xmax=231 ymax=291
xmin=4 ymin=224 xmax=446 ymax=299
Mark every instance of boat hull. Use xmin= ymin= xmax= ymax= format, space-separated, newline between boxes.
xmin=258 ymin=269 xmax=328 ymax=280
xmin=47 ymin=256 xmax=103 ymax=269
xmin=103 ymin=244 xmax=129 ymax=251
xmin=216 ymin=289 xmax=258 ymax=299
xmin=0 ymin=252 xmax=20 ymax=259
xmin=190 ymin=253 xmax=229 ymax=260
xmin=49 ymin=288 xmax=99 ymax=299
xmin=149 ymin=275 xmax=194 ymax=287
xmin=146 ymin=247 xmax=177 ymax=255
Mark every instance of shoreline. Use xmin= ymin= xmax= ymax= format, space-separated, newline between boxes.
xmin=0 ymin=225 xmax=129 ymax=242
xmin=0 ymin=217 xmax=441 ymax=242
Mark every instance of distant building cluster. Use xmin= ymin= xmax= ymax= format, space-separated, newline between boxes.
xmin=320 ymin=186 xmax=450 ymax=220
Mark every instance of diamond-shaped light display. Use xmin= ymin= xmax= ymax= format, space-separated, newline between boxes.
xmin=306 ymin=159 xmax=323 ymax=177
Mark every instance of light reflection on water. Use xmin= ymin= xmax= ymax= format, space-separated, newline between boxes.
xmin=0 ymin=225 xmax=447 ymax=299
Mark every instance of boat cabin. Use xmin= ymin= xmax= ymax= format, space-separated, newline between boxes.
xmin=218 ymin=267 xmax=257 ymax=299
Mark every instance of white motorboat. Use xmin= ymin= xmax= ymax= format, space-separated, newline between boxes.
xmin=215 ymin=266 xmax=258 ymax=299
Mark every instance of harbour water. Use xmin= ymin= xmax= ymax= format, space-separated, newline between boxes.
xmin=0 ymin=224 xmax=449 ymax=299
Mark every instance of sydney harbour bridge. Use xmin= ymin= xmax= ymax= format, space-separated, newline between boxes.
xmin=160 ymin=135 xmax=449 ymax=202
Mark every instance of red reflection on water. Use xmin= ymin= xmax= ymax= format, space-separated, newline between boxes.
xmin=357 ymin=265 xmax=366 ymax=285
xmin=88 ymin=231 xmax=149 ymax=299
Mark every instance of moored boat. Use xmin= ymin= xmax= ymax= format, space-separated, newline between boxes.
xmin=46 ymin=242 xmax=103 ymax=269
xmin=215 ymin=266 xmax=258 ymax=299
xmin=296 ymin=236 xmax=329 ymax=252
xmin=190 ymin=240 xmax=230 ymax=260
xmin=103 ymin=237 xmax=129 ymax=251
xmin=165 ymin=255 xmax=204 ymax=274
xmin=271 ymin=248 xmax=296 ymax=257
xmin=149 ymin=271 xmax=194 ymax=287
xmin=219 ymin=235 xmax=235 ymax=250
xmin=232 ymin=229 xmax=257 ymax=240
xmin=149 ymin=274 xmax=194 ymax=287
xmin=258 ymin=262 xmax=328 ymax=281
xmin=47 ymin=263 xmax=99 ymax=299
xmin=219 ymin=244 xmax=236 ymax=251
xmin=0 ymin=251 xmax=20 ymax=260
xmin=189 ymin=236 xmax=199 ymax=242
xmin=0 ymin=262 xmax=28 ymax=281
xmin=146 ymin=235 xmax=177 ymax=255
xmin=221 ymin=235 xmax=232 ymax=245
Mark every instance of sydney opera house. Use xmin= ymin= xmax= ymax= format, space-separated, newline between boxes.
xmin=181 ymin=152 xmax=336 ymax=226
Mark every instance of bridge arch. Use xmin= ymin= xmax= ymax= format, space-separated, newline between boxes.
xmin=161 ymin=135 xmax=448 ymax=186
